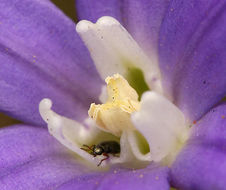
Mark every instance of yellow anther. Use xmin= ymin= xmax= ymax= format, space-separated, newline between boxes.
xmin=88 ymin=74 xmax=140 ymax=136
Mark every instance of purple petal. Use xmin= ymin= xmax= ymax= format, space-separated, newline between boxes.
xmin=159 ymin=0 xmax=226 ymax=120
xmin=120 ymin=0 xmax=169 ymax=58
xmin=170 ymin=103 xmax=226 ymax=189
xmin=0 ymin=125 xmax=170 ymax=190
xmin=76 ymin=0 xmax=123 ymax=23
xmin=56 ymin=165 xmax=170 ymax=190
xmin=76 ymin=0 xmax=169 ymax=56
xmin=0 ymin=124 xmax=91 ymax=189
xmin=0 ymin=0 xmax=102 ymax=126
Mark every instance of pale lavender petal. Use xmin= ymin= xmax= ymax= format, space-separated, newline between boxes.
xmin=0 ymin=125 xmax=170 ymax=190
xmin=56 ymin=165 xmax=170 ymax=190
xmin=76 ymin=0 xmax=169 ymax=56
xmin=170 ymin=103 xmax=226 ymax=190
xmin=159 ymin=0 xmax=226 ymax=120
xmin=0 ymin=0 xmax=102 ymax=126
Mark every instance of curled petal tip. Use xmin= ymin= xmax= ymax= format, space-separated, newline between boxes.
xmin=39 ymin=98 xmax=52 ymax=123
xmin=76 ymin=20 xmax=93 ymax=33
xmin=97 ymin=16 xmax=120 ymax=26
xmin=40 ymin=98 xmax=52 ymax=109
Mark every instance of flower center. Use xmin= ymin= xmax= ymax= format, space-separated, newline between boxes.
xmin=88 ymin=73 xmax=140 ymax=137
xmin=39 ymin=16 xmax=190 ymax=168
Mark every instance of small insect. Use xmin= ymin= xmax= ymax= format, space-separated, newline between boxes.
xmin=81 ymin=141 xmax=120 ymax=166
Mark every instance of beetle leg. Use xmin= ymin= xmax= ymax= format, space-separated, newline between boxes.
xmin=97 ymin=153 xmax=109 ymax=167
xmin=80 ymin=145 xmax=92 ymax=152
xmin=82 ymin=144 xmax=91 ymax=150
xmin=82 ymin=144 xmax=95 ymax=150
xmin=80 ymin=147 xmax=89 ymax=151
xmin=81 ymin=145 xmax=96 ymax=156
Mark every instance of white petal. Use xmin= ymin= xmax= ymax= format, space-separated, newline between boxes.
xmin=76 ymin=16 xmax=162 ymax=93
xmin=127 ymin=130 xmax=151 ymax=161
xmin=39 ymin=98 xmax=108 ymax=166
xmin=131 ymin=92 xmax=189 ymax=163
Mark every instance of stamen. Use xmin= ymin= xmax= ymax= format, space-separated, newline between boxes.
xmin=88 ymin=74 xmax=140 ymax=137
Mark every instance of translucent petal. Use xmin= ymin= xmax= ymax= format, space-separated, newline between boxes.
xmin=39 ymin=99 xmax=102 ymax=166
xmin=132 ymin=91 xmax=189 ymax=163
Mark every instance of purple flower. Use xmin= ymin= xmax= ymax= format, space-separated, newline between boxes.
xmin=0 ymin=0 xmax=225 ymax=189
